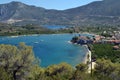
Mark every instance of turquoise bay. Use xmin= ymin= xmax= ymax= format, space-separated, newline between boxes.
xmin=0 ymin=34 xmax=88 ymax=67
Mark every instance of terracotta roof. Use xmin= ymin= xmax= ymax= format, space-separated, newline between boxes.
xmin=113 ymin=46 xmax=119 ymax=49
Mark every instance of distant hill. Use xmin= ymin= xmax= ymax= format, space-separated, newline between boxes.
xmin=0 ymin=0 xmax=120 ymax=26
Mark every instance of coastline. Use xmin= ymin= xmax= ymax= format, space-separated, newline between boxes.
xmin=83 ymin=45 xmax=96 ymax=73
xmin=82 ymin=45 xmax=91 ymax=64
xmin=3 ymin=33 xmax=94 ymax=68
xmin=68 ymin=41 xmax=92 ymax=64
xmin=67 ymin=41 xmax=92 ymax=64
xmin=1 ymin=32 xmax=93 ymax=38
xmin=6 ymin=33 xmax=75 ymax=38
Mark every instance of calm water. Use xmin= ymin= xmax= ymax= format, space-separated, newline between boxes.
xmin=44 ymin=25 xmax=67 ymax=29
xmin=0 ymin=34 xmax=88 ymax=67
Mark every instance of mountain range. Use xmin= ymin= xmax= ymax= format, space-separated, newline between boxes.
xmin=0 ymin=0 xmax=120 ymax=26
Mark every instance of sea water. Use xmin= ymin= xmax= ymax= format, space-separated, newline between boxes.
xmin=0 ymin=34 xmax=89 ymax=67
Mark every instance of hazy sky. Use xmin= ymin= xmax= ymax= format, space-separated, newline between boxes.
xmin=0 ymin=0 xmax=101 ymax=10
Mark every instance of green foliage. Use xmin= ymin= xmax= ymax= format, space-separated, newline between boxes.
xmin=76 ymin=63 xmax=88 ymax=72
xmin=0 ymin=67 xmax=12 ymax=80
xmin=94 ymin=59 xmax=120 ymax=80
xmin=45 ymin=62 xmax=73 ymax=80
xmin=92 ymin=44 xmax=120 ymax=63
xmin=0 ymin=43 xmax=36 ymax=80
xmin=71 ymin=71 xmax=94 ymax=80
xmin=1 ymin=43 xmax=120 ymax=80
xmin=0 ymin=23 xmax=56 ymax=36
xmin=28 ymin=65 xmax=46 ymax=80
xmin=71 ymin=63 xmax=90 ymax=80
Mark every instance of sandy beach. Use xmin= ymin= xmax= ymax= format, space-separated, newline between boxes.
xmin=83 ymin=45 xmax=91 ymax=64
xmin=83 ymin=45 xmax=96 ymax=73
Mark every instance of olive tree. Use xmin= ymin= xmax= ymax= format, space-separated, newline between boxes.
xmin=0 ymin=42 xmax=36 ymax=80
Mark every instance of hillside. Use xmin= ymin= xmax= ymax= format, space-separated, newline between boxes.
xmin=0 ymin=0 xmax=120 ymax=26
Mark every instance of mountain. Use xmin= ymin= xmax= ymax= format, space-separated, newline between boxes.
xmin=0 ymin=0 xmax=120 ymax=26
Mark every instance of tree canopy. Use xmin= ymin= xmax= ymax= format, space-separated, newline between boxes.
xmin=0 ymin=43 xmax=36 ymax=80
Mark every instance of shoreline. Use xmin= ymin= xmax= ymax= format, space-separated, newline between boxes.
xmin=82 ymin=45 xmax=91 ymax=64
xmin=83 ymin=45 xmax=96 ymax=73
xmin=4 ymin=33 xmax=74 ymax=38
xmin=0 ymin=32 xmax=94 ymax=37
xmin=67 ymin=41 xmax=92 ymax=64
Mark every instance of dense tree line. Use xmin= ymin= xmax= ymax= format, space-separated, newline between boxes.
xmin=91 ymin=44 xmax=120 ymax=63
xmin=0 ymin=23 xmax=56 ymax=36
xmin=0 ymin=22 xmax=120 ymax=36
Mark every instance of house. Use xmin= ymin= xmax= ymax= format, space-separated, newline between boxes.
xmin=113 ymin=46 xmax=120 ymax=50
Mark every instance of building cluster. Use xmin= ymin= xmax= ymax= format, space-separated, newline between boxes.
xmin=71 ymin=31 xmax=120 ymax=50
xmin=94 ymin=31 xmax=120 ymax=50
xmin=71 ymin=35 xmax=93 ymax=45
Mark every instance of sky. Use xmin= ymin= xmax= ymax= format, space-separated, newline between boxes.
xmin=0 ymin=0 xmax=101 ymax=10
